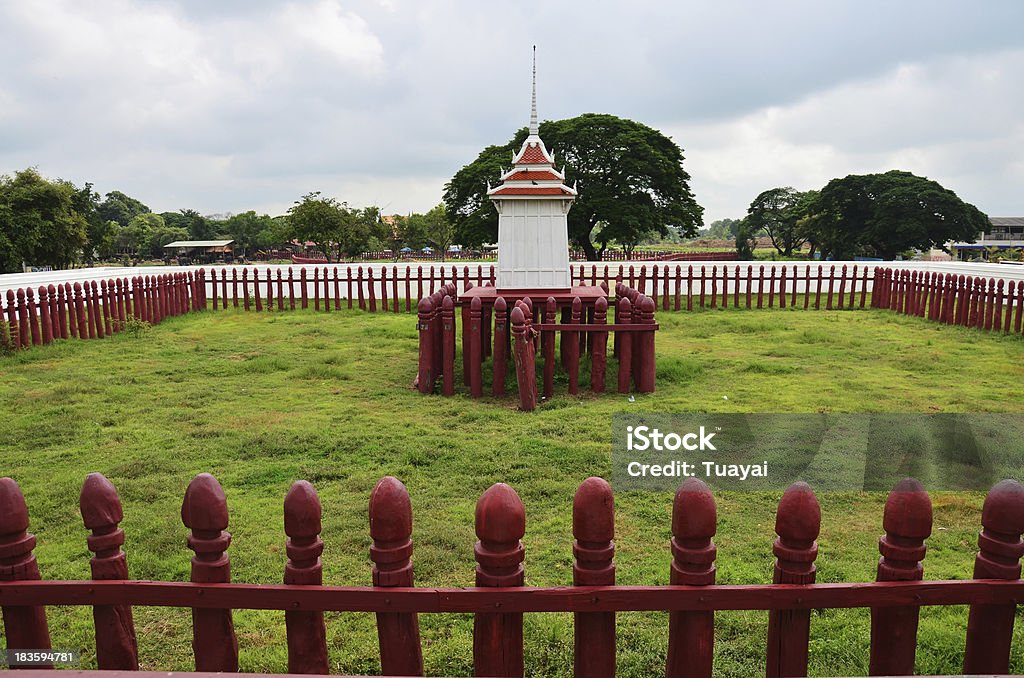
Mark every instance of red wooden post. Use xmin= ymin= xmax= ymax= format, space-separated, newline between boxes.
xmin=369 ymin=476 xmax=424 ymax=676
xmin=573 ymin=477 xmax=615 ymax=678
xmin=74 ymin=283 xmax=89 ymax=338
xmin=1015 ymin=279 xmax=1023 ymax=334
xmin=591 ymin=296 xmax=608 ymax=393
xmin=636 ymin=295 xmax=656 ymax=393
xmin=254 ymin=270 xmax=264 ymax=312
xmin=662 ymin=264 xmax=670 ymax=311
xmin=283 ymin=480 xmax=329 ymax=674
xmin=79 ymin=473 xmax=138 ymax=670
xmin=674 ymin=265 xmax=682 ymax=311
xmin=4 ymin=289 xmax=19 ymax=349
xmin=37 ymin=286 xmax=52 ymax=344
xmin=474 ymin=483 xmax=526 ymax=678
xmin=0 ymin=477 xmax=52 ymax=662
xmin=277 ymin=269 xmax=285 ymax=311
xmin=442 ymin=296 xmax=455 ymax=396
xmin=312 ymin=267 xmax=320 ymax=311
xmin=511 ymin=306 xmax=536 ymax=411
xmin=616 ymin=297 xmax=632 ymax=393
xmin=826 ymin=265 xmax=836 ymax=310
xmin=52 ymin=284 xmax=67 ymax=340
xmin=755 ymin=265 xmax=764 ymax=308
xmin=869 ymin=478 xmax=932 ymax=676
xmin=231 ymin=269 xmax=239 ymax=308
xmin=567 ymin=296 xmax=582 ymax=394
xmin=802 ymin=266 xmax=810 ymax=310
xmin=734 ymin=265 xmax=741 ymax=308
xmin=492 ymin=297 xmax=508 ymax=396
xmin=469 ymin=297 xmax=483 ymax=397
xmin=860 ymin=266 xmax=869 ymax=308
xmin=92 ymin=281 xmax=107 ymax=336
xmin=652 ymin=265 xmax=660 ymax=307
xmin=101 ymin=280 xmax=114 ymax=334
xmin=285 ymin=268 xmax=294 ymax=311
xmin=210 ymin=269 xmax=219 ymax=310
xmin=220 ymin=268 xmax=227 ymax=310
xmin=709 ymin=265 xmax=717 ymax=309
xmin=181 ymin=473 xmax=238 ymax=672
xmin=25 ymin=287 xmax=41 ymax=345
xmin=745 ymin=265 xmax=753 ymax=309
xmin=1003 ymin=280 xmax=1015 ymax=333
xmin=391 ymin=265 xmax=399 ymax=313
xmin=961 ymin=479 xmax=1024 ymax=673
xmin=331 ymin=267 xmax=339 ymax=311
xmin=405 ymin=266 xmax=412 ymax=312
xmin=367 ymin=266 xmax=377 ymax=312
xmin=699 ymin=265 xmax=706 ymax=308
xmin=242 ymin=268 xmax=251 ymax=312
xmin=766 ymin=482 xmax=821 ymax=678
xmin=417 ymin=297 xmax=435 ymax=394
xmin=985 ymin=278 xmax=996 ymax=331
xmin=113 ymin=278 xmax=125 ymax=324
xmin=356 ymin=266 xmax=365 ymax=310
xmin=320 ymin=266 xmax=330 ymax=313
xmin=666 ymin=477 xmax=716 ymax=678
xmin=542 ymin=297 xmax=556 ymax=399
xmin=993 ymin=279 xmax=1004 ymax=332
xmin=779 ymin=266 xmax=787 ymax=309
xmin=300 ymin=268 xmax=309 ymax=309
xmin=686 ymin=265 xmax=693 ymax=311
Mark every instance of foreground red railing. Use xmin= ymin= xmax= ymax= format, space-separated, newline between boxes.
xmin=1 ymin=473 xmax=1023 ymax=677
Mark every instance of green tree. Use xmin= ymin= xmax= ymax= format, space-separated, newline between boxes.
xmin=421 ymin=204 xmax=455 ymax=261
xmin=119 ymin=213 xmax=165 ymax=258
xmin=734 ymin=218 xmax=758 ymax=259
xmin=97 ymin=190 xmax=150 ymax=228
xmin=746 ymin=187 xmax=815 ymax=256
xmin=0 ymin=168 xmax=88 ymax=272
xmin=444 ymin=113 xmax=703 ymax=260
xmin=803 ymin=171 xmax=988 ymax=260
xmin=701 ymin=218 xmax=741 ymax=240
xmin=286 ymin=192 xmax=347 ymax=261
xmin=145 ymin=225 xmax=189 ymax=258
xmin=225 ymin=211 xmax=277 ymax=258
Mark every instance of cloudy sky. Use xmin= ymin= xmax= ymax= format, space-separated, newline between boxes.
xmin=1 ymin=0 xmax=1021 ymax=224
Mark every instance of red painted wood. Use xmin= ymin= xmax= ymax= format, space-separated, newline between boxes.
xmin=710 ymin=265 xmax=718 ymax=308
xmin=652 ymin=265 xmax=660 ymax=307
xmin=766 ymin=482 xmax=820 ymax=678
xmin=278 ymin=269 xmax=286 ymax=311
xmin=369 ymin=477 xmax=424 ymax=676
xmin=869 ymin=478 xmax=932 ymax=676
xmin=474 ymin=484 xmax=526 ymax=677
xmin=699 ymin=265 xmax=706 ymax=308
xmin=181 ymin=474 xmax=238 ymax=672
xmin=72 ymin=283 xmax=88 ymax=339
xmin=312 ymin=268 xmax=320 ymax=311
xmin=492 ymin=296 xmax=508 ymax=396
xmin=252 ymin=270 xmax=263 ymax=312
xmin=219 ymin=269 xmax=227 ymax=310
xmin=461 ymin=294 xmax=472 ymax=387
xmin=591 ymin=297 xmax=608 ymax=393
xmin=300 ymin=268 xmax=309 ymax=310
xmin=368 ymin=267 xmax=377 ymax=312
xmin=66 ymin=283 xmax=79 ymax=340
xmin=469 ymin=297 xmax=483 ymax=397
xmin=405 ymin=267 xmax=412 ymax=312
xmin=667 ymin=478 xmax=716 ymax=678
xmin=79 ymin=473 xmax=138 ymax=670
xmin=416 ymin=297 xmax=435 ymax=394
xmin=283 ymin=481 xmax=329 ymax=674
xmin=25 ymin=287 xmax=41 ymax=345
xmin=542 ymin=297 xmax=556 ymax=399
xmin=210 ymin=269 xmax=219 ymax=310
xmin=963 ymin=479 xmax=1024 ymax=674
xmin=686 ymin=265 xmax=693 ymax=311
xmin=663 ymin=264 xmax=670 ymax=311
xmin=5 ymin=578 xmax=1024 ymax=615
xmin=5 ymin=289 xmax=19 ymax=349
xmin=636 ymin=295 xmax=656 ymax=393
xmin=616 ymin=297 xmax=633 ymax=394
xmin=0 ymin=477 xmax=52 ymax=664
xmin=37 ymin=286 xmax=53 ymax=344
xmin=860 ymin=266 xmax=869 ymax=308
xmin=53 ymin=284 xmax=67 ymax=340
xmin=573 ymin=477 xmax=615 ymax=678
xmin=347 ymin=267 xmax=354 ymax=309
xmin=567 ymin=297 xmax=582 ymax=394
xmin=837 ymin=265 xmax=848 ymax=310
xmin=511 ymin=306 xmax=536 ymax=411
xmin=779 ymin=265 xmax=787 ymax=308
xmin=803 ymin=266 xmax=811 ymax=310
xmin=92 ymin=281 xmax=107 ymax=336
xmin=242 ymin=268 xmax=251 ymax=312
xmin=101 ymin=281 xmax=114 ymax=334
xmin=746 ymin=265 xmax=754 ymax=309
xmin=441 ymin=296 xmax=455 ymax=396
xmin=674 ymin=265 xmax=682 ymax=311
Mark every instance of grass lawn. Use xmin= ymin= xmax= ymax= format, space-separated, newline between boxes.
xmin=1 ymin=304 xmax=1023 ymax=676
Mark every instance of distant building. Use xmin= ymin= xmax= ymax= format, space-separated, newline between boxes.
xmin=163 ymin=240 xmax=235 ymax=263
xmin=949 ymin=217 xmax=1024 ymax=260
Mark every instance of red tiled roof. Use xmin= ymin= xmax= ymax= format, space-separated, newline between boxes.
xmin=491 ymin=186 xmax=574 ymax=196
xmin=515 ymin=144 xmax=549 ymax=164
xmin=504 ymin=170 xmax=562 ymax=182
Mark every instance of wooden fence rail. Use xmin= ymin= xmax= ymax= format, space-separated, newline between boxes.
xmin=1 ymin=473 xmax=1022 ymax=677
xmin=2 ymin=264 xmax=1022 ymax=353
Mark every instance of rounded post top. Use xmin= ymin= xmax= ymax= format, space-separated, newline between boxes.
xmin=883 ymin=477 xmax=932 ymax=540
xmin=284 ymin=480 xmax=322 ymax=539
xmin=470 ymin=296 xmax=481 ymax=310
xmin=475 ymin=483 xmax=525 ymax=543
xmin=672 ymin=477 xmax=716 ymax=539
xmin=369 ymin=476 xmax=412 ymax=542
xmin=617 ymin=296 xmax=632 ymax=313
xmin=546 ymin=296 xmax=556 ymax=310
xmin=442 ymin=295 xmax=454 ymax=311
xmin=80 ymin=473 xmax=123 ymax=530
xmin=595 ymin=296 xmax=608 ymax=312
xmin=494 ymin=296 xmax=507 ymax=311
xmin=511 ymin=305 xmax=526 ymax=326
xmin=181 ymin=473 xmax=229 ymax=532
xmin=47 ymin=283 xmax=56 ymax=293
xmin=17 ymin=287 xmax=26 ymax=299
xmin=573 ymin=477 xmax=613 ymax=543
xmin=775 ymin=481 xmax=820 ymax=543
xmin=5 ymin=289 xmax=13 ymax=300
xmin=0 ymin=477 xmax=29 ymax=534
xmin=639 ymin=295 xmax=655 ymax=314
xmin=572 ymin=296 xmax=582 ymax=312
xmin=417 ymin=296 xmax=433 ymax=313
xmin=982 ymin=479 xmax=1024 ymax=536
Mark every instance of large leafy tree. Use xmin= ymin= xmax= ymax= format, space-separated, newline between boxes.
xmin=0 ymin=168 xmax=88 ymax=272
xmin=746 ymin=187 xmax=816 ymax=256
xmin=224 ymin=211 xmax=277 ymax=258
xmin=97 ymin=190 xmax=150 ymax=228
xmin=803 ymin=171 xmax=988 ymax=260
xmin=286 ymin=193 xmax=384 ymax=261
xmin=444 ymin=113 xmax=703 ymax=260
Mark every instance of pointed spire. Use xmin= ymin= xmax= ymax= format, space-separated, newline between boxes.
xmin=529 ymin=45 xmax=539 ymax=136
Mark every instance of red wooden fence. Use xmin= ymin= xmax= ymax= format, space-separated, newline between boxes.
xmin=3 ymin=264 xmax=1022 ymax=353
xmin=1 ymin=473 xmax=1022 ymax=676
xmin=415 ymin=283 xmax=659 ymax=408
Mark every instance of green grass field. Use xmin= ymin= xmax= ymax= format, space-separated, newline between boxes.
xmin=1 ymin=304 xmax=1022 ymax=676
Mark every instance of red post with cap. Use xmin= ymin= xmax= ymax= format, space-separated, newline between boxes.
xmin=492 ymin=296 xmax=508 ymax=397
xmin=442 ymin=296 xmax=456 ymax=396
xmin=667 ymin=478 xmax=716 ymax=678
xmin=511 ymin=306 xmax=536 ymax=411
xmin=573 ymin=477 xmax=615 ymax=678
xmin=0 ymin=477 xmax=52 ymax=663
xmin=616 ymin=296 xmax=633 ymax=393
xmin=417 ymin=297 xmax=435 ymax=393
xmin=283 ymin=480 xmax=329 ymax=674
xmin=869 ymin=478 xmax=932 ymax=676
xmin=542 ymin=297 xmax=556 ymax=399
xmin=469 ymin=296 xmax=483 ymax=397
xmin=370 ymin=476 xmax=423 ymax=676
xmin=474 ymin=483 xmax=526 ymax=677
xmin=766 ymin=482 xmax=820 ymax=678
xmin=181 ymin=473 xmax=238 ymax=672
xmin=963 ymin=479 xmax=1024 ymax=674
xmin=591 ymin=296 xmax=608 ymax=392
xmin=79 ymin=473 xmax=138 ymax=670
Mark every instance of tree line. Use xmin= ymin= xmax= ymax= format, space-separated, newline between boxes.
xmin=0 ymin=169 xmax=458 ymax=274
